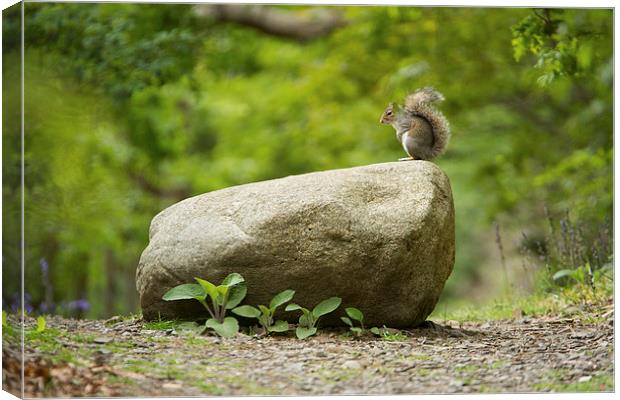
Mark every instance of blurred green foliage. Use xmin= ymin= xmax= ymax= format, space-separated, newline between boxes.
xmin=2 ymin=4 xmax=612 ymax=317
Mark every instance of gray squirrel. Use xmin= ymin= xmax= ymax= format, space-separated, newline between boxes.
xmin=379 ymin=87 xmax=451 ymax=161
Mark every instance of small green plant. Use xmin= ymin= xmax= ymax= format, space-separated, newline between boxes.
xmin=341 ymin=307 xmax=365 ymax=336
xmin=144 ymin=318 xmax=180 ymax=331
xmin=2 ymin=310 xmax=7 ymax=327
xmin=175 ymin=321 xmax=206 ymax=335
xmin=552 ymin=262 xmax=612 ymax=287
xmin=232 ymin=289 xmax=295 ymax=335
xmin=36 ymin=315 xmax=46 ymax=333
xmin=285 ymin=297 xmax=342 ymax=339
xmin=341 ymin=307 xmax=389 ymax=338
xmin=553 ymin=265 xmax=588 ymax=285
xmin=162 ymin=273 xmax=247 ymax=338
xmin=370 ymin=326 xmax=407 ymax=341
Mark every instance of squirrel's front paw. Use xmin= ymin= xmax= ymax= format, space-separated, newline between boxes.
xmin=398 ymin=156 xmax=415 ymax=161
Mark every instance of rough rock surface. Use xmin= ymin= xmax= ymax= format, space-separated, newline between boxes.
xmin=136 ymin=161 xmax=455 ymax=326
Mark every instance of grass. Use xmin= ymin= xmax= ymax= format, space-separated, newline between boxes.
xmin=533 ymin=371 xmax=613 ymax=392
xmin=106 ymin=375 xmax=137 ymax=387
xmin=116 ymin=349 xmax=254 ymax=394
xmin=123 ymin=359 xmax=157 ymax=375
xmin=316 ymin=365 xmax=366 ymax=386
xmin=382 ymin=332 xmax=408 ymax=342
xmin=2 ymin=315 xmax=144 ymax=368
xmin=452 ymin=360 xmax=509 ymax=380
xmin=108 ymin=337 xmax=258 ymax=395
xmin=488 ymin=360 xmax=508 ymax=369
xmin=417 ymin=368 xmax=431 ymax=377
xmin=455 ymin=364 xmax=480 ymax=373
xmin=143 ymin=319 xmax=209 ymax=336
xmin=431 ymin=273 xmax=612 ymax=323
xmin=193 ymin=381 xmax=225 ymax=395
xmin=143 ymin=319 xmax=183 ymax=330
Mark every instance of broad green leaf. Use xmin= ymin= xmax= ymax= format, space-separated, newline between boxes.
xmin=176 ymin=321 xmax=199 ymax=330
xmin=341 ymin=316 xmax=353 ymax=327
xmin=299 ymin=313 xmax=312 ymax=328
xmin=162 ymin=283 xmax=206 ymax=301
xmin=345 ymin=307 xmax=364 ymax=323
xmin=36 ymin=316 xmax=46 ymax=332
xmin=215 ymin=285 xmax=229 ymax=305
xmin=258 ymin=304 xmax=271 ymax=315
xmin=312 ymin=297 xmax=342 ymax=318
xmin=296 ymin=326 xmax=317 ymax=339
xmin=176 ymin=321 xmax=204 ymax=335
xmin=205 ymin=318 xmax=218 ymax=329
xmin=285 ymin=303 xmax=302 ymax=312
xmin=596 ymin=263 xmax=613 ymax=280
xmin=222 ymin=273 xmax=245 ymax=287
xmin=350 ymin=327 xmax=363 ymax=335
xmin=552 ymin=269 xmax=576 ymax=281
xmin=268 ymin=320 xmax=289 ymax=333
xmin=205 ymin=317 xmax=239 ymax=338
xmin=2 ymin=311 xmax=7 ymax=327
xmin=232 ymin=305 xmax=261 ymax=318
xmin=194 ymin=278 xmax=219 ymax=301
xmin=221 ymin=317 xmax=240 ymax=337
xmin=259 ymin=314 xmax=272 ymax=328
xmin=226 ymin=284 xmax=247 ymax=309
xmin=370 ymin=327 xmax=382 ymax=336
xmin=285 ymin=304 xmax=310 ymax=318
xmin=269 ymin=290 xmax=295 ymax=310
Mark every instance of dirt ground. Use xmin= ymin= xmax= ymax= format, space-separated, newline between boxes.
xmin=2 ymin=305 xmax=614 ymax=397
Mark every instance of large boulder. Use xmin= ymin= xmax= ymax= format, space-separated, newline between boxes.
xmin=136 ymin=161 xmax=455 ymax=327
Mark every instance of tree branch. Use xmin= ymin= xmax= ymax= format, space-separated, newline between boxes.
xmin=194 ymin=4 xmax=347 ymax=42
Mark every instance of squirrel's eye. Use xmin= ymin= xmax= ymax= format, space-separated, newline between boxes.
xmin=387 ymin=111 xmax=392 ymax=115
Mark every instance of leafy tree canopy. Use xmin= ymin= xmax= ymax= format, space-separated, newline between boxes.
xmin=2 ymin=4 xmax=612 ymax=317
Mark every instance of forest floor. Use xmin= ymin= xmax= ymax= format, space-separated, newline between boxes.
xmin=2 ymin=294 xmax=614 ymax=397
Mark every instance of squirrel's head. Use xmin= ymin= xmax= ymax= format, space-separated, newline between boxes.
xmin=379 ymin=103 xmax=396 ymax=124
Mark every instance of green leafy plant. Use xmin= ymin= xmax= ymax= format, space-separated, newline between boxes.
xmin=162 ymin=273 xmax=247 ymax=338
xmin=370 ymin=326 xmax=407 ymax=342
xmin=174 ymin=321 xmax=207 ymax=336
xmin=232 ymin=289 xmax=295 ymax=335
xmin=285 ymin=297 xmax=342 ymax=339
xmin=342 ymin=307 xmax=389 ymax=338
xmin=341 ymin=307 xmax=365 ymax=336
xmin=370 ymin=327 xmax=381 ymax=336
xmin=36 ymin=315 xmax=46 ymax=333
xmin=2 ymin=311 xmax=7 ymax=327
xmin=552 ymin=260 xmax=615 ymax=286
xmin=553 ymin=264 xmax=592 ymax=286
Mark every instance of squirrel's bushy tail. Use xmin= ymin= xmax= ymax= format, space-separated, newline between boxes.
xmin=404 ymin=87 xmax=451 ymax=160
xmin=405 ymin=86 xmax=445 ymax=107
